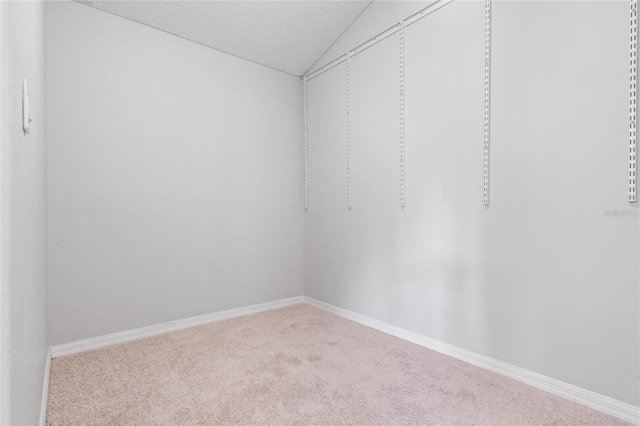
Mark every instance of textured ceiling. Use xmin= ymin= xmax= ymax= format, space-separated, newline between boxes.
xmin=75 ymin=0 xmax=372 ymax=76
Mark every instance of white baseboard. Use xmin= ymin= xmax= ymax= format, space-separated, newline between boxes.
xmin=303 ymin=296 xmax=640 ymax=425
xmin=39 ymin=349 xmax=51 ymax=426
xmin=50 ymin=296 xmax=303 ymax=358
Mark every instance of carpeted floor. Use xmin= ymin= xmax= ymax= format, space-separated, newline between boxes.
xmin=47 ymin=303 xmax=628 ymax=425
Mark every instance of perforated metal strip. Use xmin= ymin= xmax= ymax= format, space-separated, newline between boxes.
xmin=630 ymin=0 xmax=637 ymax=203
xmin=304 ymin=0 xmax=453 ymax=82
xmin=483 ymin=0 xmax=492 ymax=206
xmin=347 ymin=54 xmax=352 ymax=210
xmin=303 ymin=77 xmax=309 ymax=210
xmin=400 ymin=22 xmax=406 ymax=208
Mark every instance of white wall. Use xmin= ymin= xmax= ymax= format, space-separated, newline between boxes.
xmin=0 ymin=1 xmax=48 ymax=424
xmin=304 ymin=0 xmax=639 ymax=407
xmin=46 ymin=2 xmax=302 ymax=345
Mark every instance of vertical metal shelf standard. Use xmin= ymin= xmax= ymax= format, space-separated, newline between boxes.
xmin=347 ymin=53 xmax=353 ymax=210
xmin=303 ymin=77 xmax=309 ymax=210
xmin=630 ymin=0 xmax=637 ymax=203
xmin=484 ymin=0 xmax=492 ymax=206
xmin=400 ymin=22 xmax=406 ymax=208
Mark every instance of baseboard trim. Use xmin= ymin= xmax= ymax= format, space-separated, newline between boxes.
xmin=39 ymin=349 xmax=51 ymax=426
xmin=303 ymin=296 xmax=640 ymax=425
xmin=50 ymin=296 xmax=304 ymax=358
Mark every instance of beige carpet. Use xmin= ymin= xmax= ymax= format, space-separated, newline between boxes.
xmin=47 ymin=304 xmax=628 ymax=425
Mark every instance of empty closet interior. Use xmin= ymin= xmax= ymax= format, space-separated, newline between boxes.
xmin=1 ymin=0 xmax=638 ymax=424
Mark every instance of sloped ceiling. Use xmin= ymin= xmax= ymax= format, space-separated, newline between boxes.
xmin=74 ymin=0 xmax=373 ymax=76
